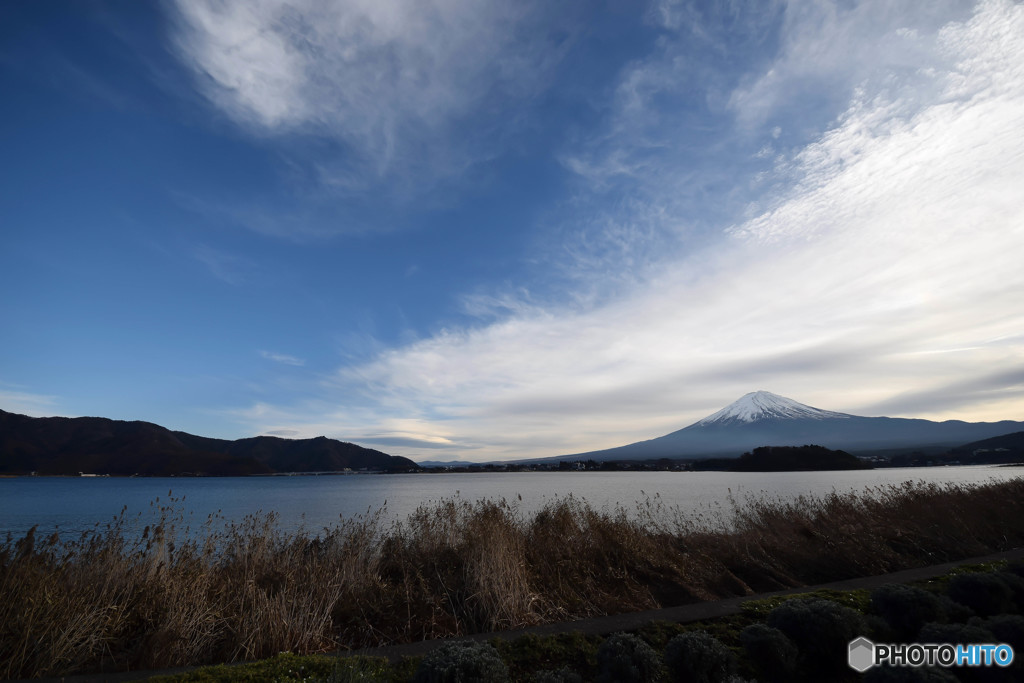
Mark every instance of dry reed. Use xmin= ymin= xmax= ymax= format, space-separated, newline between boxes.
xmin=2 ymin=477 xmax=1023 ymax=678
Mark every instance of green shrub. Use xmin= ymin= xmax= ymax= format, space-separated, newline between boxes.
xmin=595 ymin=633 xmax=662 ymax=683
xmin=413 ymin=641 xmax=509 ymax=683
xmin=918 ymin=621 xmax=995 ymax=645
xmin=313 ymin=656 xmax=396 ymax=683
xmin=1004 ymin=560 xmax=1024 ymax=578
xmin=975 ymin=614 xmax=1024 ymax=651
xmin=493 ymin=632 xmax=599 ymax=681
xmin=862 ymin=666 xmax=959 ymax=682
xmin=532 ymin=667 xmax=583 ymax=683
xmin=870 ymin=584 xmax=945 ymax=639
xmin=738 ymin=623 xmax=797 ymax=682
xmin=937 ymin=594 xmax=976 ymax=622
xmin=766 ymin=597 xmax=867 ymax=673
xmin=663 ymin=630 xmax=737 ymax=683
xmin=146 ymin=652 xmax=340 ymax=682
xmin=947 ymin=572 xmax=1016 ymax=617
xmin=918 ymin=623 xmax=1014 ymax=682
xmin=993 ymin=570 xmax=1024 ymax=613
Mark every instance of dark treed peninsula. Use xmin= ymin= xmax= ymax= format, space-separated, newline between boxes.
xmin=0 ymin=409 xmax=418 ymax=476
xmin=690 ymin=444 xmax=870 ymax=471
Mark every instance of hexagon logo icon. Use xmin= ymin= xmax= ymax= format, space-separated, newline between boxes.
xmin=848 ymin=636 xmax=875 ymax=672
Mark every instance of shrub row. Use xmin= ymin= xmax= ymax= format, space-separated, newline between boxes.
xmin=411 ymin=596 xmax=875 ymax=683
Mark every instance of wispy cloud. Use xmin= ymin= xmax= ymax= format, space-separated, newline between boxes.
xmin=259 ymin=351 xmax=305 ymax=367
xmin=174 ymin=193 xmax=350 ymax=243
xmin=730 ymin=1 xmax=957 ymax=125
xmin=352 ymin=435 xmax=469 ymax=450
xmin=193 ymin=245 xmax=256 ymax=285
xmin=227 ymin=1 xmax=1024 ymax=461
xmin=0 ymin=384 xmax=59 ymax=417
xmin=548 ymin=3 xmax=791 ymax=297
xmin=863 ymin=367 xmax=1024 ymax=420
xmin=224 ymin=400 xmax=467 ymax=451
xmin=168 ymin=0 xmax=573 ymax=196
xmin=263 ymin=428 xmax=300 ymax=437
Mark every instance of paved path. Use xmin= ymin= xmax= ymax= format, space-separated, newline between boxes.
xmin=26 ymin=547 xmax=1023 ymax=682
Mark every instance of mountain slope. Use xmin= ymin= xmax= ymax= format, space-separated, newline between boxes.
xmin=564 ymin=391 xmax=1024 ymax=461
xmin=0 ymin=409 xmax=418 ymax=475
xmin=951 ymin=431 xmax=1024 ymax=458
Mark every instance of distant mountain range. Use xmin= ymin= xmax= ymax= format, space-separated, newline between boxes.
xmin=0 ymin=409 xmax=418 ymax=476
xmin=561 ymin=391 xmax=1024 ymax=461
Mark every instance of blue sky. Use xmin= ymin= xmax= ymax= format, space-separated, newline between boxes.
xmin=2 ymin=0 xmax=1023 ymax=461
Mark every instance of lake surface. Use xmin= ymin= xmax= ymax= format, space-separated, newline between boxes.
xmin=1 ymin=466 xmax=1020 ymax=539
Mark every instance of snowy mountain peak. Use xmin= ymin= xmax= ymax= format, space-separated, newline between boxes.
xmin=695 ymin=391 xmax=852 ymax=426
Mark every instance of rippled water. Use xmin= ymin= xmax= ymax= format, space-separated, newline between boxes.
xmin=1 ymin=465 xmax=1020 ymax=538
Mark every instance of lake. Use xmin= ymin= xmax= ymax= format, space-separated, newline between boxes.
xmin=1 ymin=465 xmax=1020 ymax=539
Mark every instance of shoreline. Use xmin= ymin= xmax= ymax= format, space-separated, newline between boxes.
xmin=5 ymin=460 xmax=1023 ymax=478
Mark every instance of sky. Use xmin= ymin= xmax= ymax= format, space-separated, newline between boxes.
xmin=2 ymin=0 xmax=1023 ymax=462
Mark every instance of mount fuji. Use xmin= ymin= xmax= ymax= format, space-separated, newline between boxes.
xmin=562 ymin=391 xmax=1024 ymax=461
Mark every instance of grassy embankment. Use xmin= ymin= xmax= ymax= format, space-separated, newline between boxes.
xmin=2 ymin=477 xmax=1023 ymax=678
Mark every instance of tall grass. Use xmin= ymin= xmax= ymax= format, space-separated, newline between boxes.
xmin=2 ymin=478 xmax=1023 ymax=678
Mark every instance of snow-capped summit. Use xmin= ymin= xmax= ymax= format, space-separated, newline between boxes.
xmin=696 ymin=391 xmax=852 ymax=426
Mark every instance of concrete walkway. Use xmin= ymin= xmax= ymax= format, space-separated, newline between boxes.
xmin=26 ymin=547 xmax=1023 ymax=682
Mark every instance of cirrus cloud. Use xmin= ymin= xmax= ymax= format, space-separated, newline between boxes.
xmin=169 ymin=0 xmax=575 ymax=192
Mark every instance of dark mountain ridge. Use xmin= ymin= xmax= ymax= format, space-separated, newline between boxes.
xmin=949 ymin=431 xmax=1024 ymax=461
xmin=0 ymin=409 xmax=418 ymax=475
